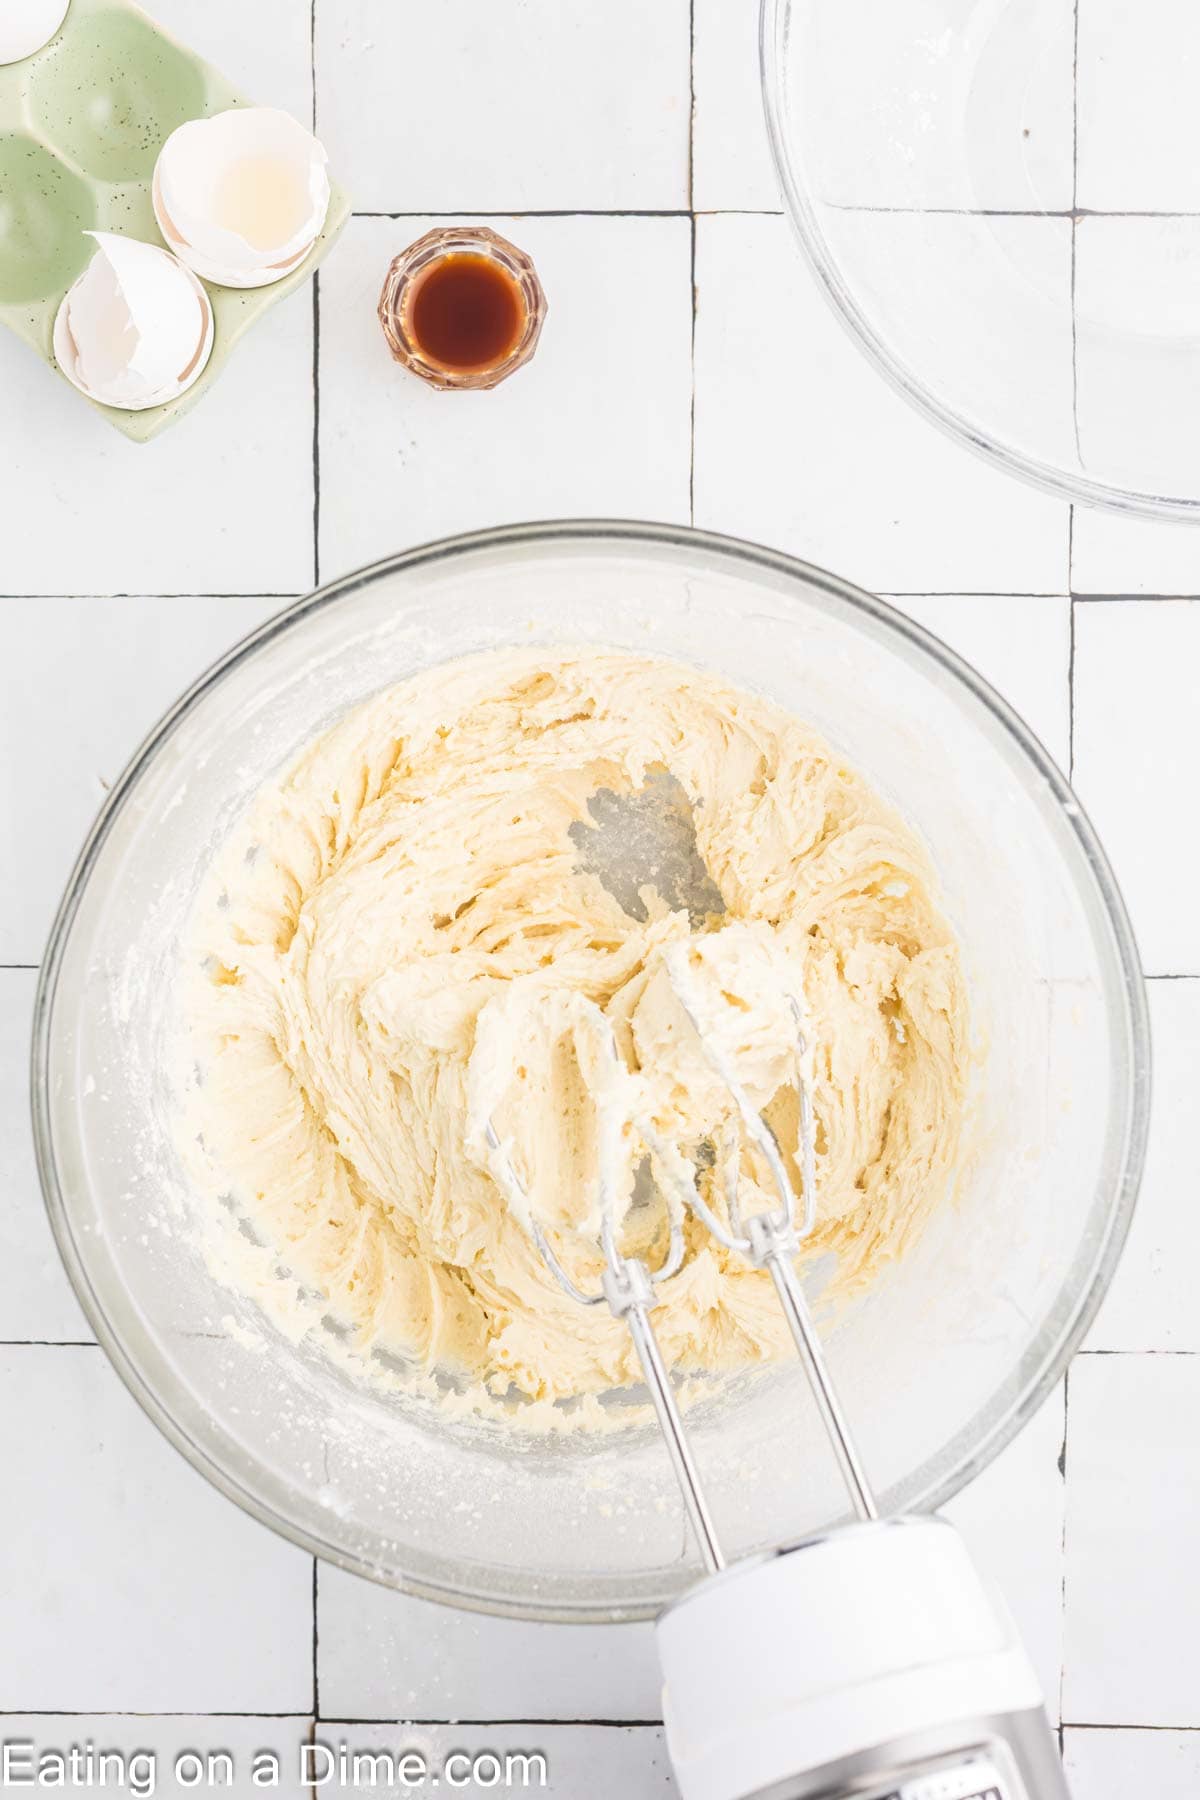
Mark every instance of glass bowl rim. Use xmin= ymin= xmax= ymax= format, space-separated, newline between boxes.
xmin=759 ymin=0 xmax=1200 ymax=523
xmin=30 ymin=517 xmax=1151 ymax=1621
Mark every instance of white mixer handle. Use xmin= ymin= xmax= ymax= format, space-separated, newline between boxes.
xmin=657 ymin=1515 xmax=1070 ymax=1800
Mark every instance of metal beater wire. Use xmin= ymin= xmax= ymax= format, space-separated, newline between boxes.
xmin=485 ymin=974 xmax=878 ymax=1564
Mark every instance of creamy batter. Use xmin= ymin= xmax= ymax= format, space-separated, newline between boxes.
xmin=178 ymin=648 xmax=968 ymax=1414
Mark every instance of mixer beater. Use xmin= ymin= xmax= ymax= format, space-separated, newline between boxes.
xmin=483 ymin=951 xmax=1069 ymax=1800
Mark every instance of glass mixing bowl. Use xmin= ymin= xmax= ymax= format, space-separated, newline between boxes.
xmin=33 ymin=521 xmax=1149 ymax=1621
xmin=761 ymin=0 xmax=1200 ymax=519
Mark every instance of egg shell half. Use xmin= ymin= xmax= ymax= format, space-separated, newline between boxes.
xmin=153 ymin=106 xmax=330 ymax=290
xmin=53 ymin=232 xmax=214 ymax=412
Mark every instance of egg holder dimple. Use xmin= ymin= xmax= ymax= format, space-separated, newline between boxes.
xmin=0 ymin=0 xmax=350 ymax=440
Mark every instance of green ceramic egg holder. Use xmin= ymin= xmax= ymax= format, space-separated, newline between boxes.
xmin=0 ymin=0 xmax=349 ymax=440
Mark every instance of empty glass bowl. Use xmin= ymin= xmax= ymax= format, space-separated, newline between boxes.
xmin=762 ymin=0 xmax=1200 ymax=518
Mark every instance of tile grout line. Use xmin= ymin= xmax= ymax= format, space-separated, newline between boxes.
xmin=822 ymin=204 xmax=1200 ymax=218
xmin=0 ymin=1714 xmax=1170 ymax=1731
xmin=1069 ymin=0 xmax=1084 ymax=478
xmin=0 ymin=1713 xmax=317 ymax=1722
xmin=312 ymin=1560 xmax=321 ymax=1722
xmin=311 ymin=1718 xmax=668 ymax=1730
xmin=0 ymin=604 xmax=309 ymax=612
xmin=1068 ymin=594 xmax=1076 ymax=783
xmin=305 ymin=0 xmax=323 ymax=1555
xmin=8 ymin=591 xmax=1200 ymax=603
xmin=688 ymin=211 xmax=697 ymax=525
xmin=352 ymin=208 xmax=697 ymax=219
xmin=309 ymin=0 xmax=323 ymax=1612
xmin=0 ymin=1714 xmax=671 ymax=1729
xmin=312 ymin=276 xmax=321 ymax=592
xmin=309 ymin=0 xmax=317 ymax=135
xmin=349 ymin=205 xmax=1200 ymax=220
xmin=311 ymin=0 xmax=321 ymax=593
xmin=1058 ymin=1365 xmax=1069 ymax=1732
xmin=1063 ymin=1722 xmax=1200 ymax=1734
xmin=881 ymin=594 xmax=1072 ymax=601
xmin=688 ymin=0 xmax=697 ymax=528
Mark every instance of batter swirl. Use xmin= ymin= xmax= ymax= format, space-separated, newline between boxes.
xmin=179 ymin=649 xmax=968 ymax=1412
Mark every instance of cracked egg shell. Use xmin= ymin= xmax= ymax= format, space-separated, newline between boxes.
xmin=153 ymin=106 xmax=330 ymax=290
xmin=53 ymin=232 xmax=213 ymax=413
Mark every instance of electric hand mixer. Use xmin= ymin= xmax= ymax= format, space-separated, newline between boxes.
xmin=484 ymin=944 xmax=1069 ymax=1800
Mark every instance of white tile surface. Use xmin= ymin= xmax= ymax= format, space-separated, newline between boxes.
xmin=1063 ymin=1354 xmax=1200 ymax=1726
xmin=0 ymin=1348 xmax=312 ymax=1711
xmin=0 ymin=0 xmax=1193 ymax=1773
xmin=319 ymin=1725 xmax=677 ymax=1798
xmin=943 ymin=1384 xmax=1065 ymax=1719
xmin=149 ymin=0 xmax=313 ymax=123
xmin=318 ymin=1568 xmax=660 ymax=1723
xmin=1072 ymin=601 xmax=1200 ymax=976
xmin=0 ymin=969 xmax=91 ymax=1343
xmin=0 ymin=595 xmax=280 ymax=965
xmin=1077 ymin=0 xmax=1200 ymax=210
xmin=0 ymin=1720 xmax=311 ymax=1800
xmin=319 ymin=216 xmax=692 ymax=574
xmin=0 ymin=296 xmax=313 ymax=598
xmin=1071 ymin=508 xmax=1200 ymax=596
xmin=886 ymin=593 xmax=1071 ymax=770
xmin=1064 ymin=1727 xmax=1200 ymax=1799
xmin=1088 ymin=981 xmax=1200 ymax=1351
xmin=692 ymin=213 xmax=1069 ymax=593
xmin=692 ymin=0 xmax=781 ymax=212
xmin=315 ymin=0 xmax=690 ymax=212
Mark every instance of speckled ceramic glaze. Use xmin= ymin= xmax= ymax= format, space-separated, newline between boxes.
xmin=0 ymin=0 xmax=349 ymax=439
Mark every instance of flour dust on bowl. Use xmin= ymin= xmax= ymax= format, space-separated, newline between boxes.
xmin=32 ymin=522 xmax=1147 ymax=1621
